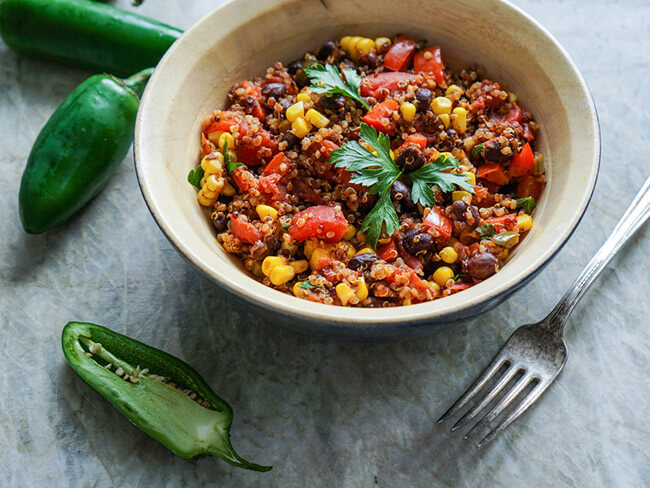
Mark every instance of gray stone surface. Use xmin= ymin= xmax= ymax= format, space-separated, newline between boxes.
xmin=1 ymin=0 xmax=648 ymax=486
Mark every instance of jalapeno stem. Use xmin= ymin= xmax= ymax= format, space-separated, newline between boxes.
xmin=121 ymin=67 xmax=155 ymax=98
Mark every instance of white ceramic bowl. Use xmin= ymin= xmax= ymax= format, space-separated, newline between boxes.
xmin=134 ymin=0 xmax=599 ymax=339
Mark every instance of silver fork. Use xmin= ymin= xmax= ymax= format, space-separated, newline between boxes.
xmin=439 ymin=176 xmax=650 ymax=447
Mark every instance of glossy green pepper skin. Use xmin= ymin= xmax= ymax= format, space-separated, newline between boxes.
xmin=62 ymin=322 xmax=271 ymax=471
xmin=0 ymin=0 xmax=181 ymax=77
xmin=18 ymin=69 xmax=152 ymax=234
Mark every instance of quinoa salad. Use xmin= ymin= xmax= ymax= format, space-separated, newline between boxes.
xmin=188 ymin=34 xmax=546 ymax=307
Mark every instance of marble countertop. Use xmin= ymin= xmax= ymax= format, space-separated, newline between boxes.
xmin=1 ymin=0 xmax=648 ymax=486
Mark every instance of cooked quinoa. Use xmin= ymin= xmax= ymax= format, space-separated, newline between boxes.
xmin=190 ymin=35 xmax=545 ymax=307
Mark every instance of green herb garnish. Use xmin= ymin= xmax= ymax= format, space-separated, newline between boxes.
xmin=281 ymin=221 xmax=290 ymax=231
xmin=453 ymin=272 xmax=469 ymax=281
xmin=187 ymin=166 xmax=204 ymax=189
xmin=329 ymin=123 xmax=473 ymax=248
xmin=299 ymin=281 xmax=317 ymax=289
xmin=471 ymin=143 xmax=484 ymax=159
xmin=223 ymin=140 xmax=243 ymax=175
xmin=304 ymin=64 xmax=370 ymax=110
xmin=516 ymin=196 xmax=537 ymax=213
xmin=477 ymin=224 xmax=496 ymax=238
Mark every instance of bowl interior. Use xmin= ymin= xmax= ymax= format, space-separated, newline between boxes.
xmin=135 ymin=0 xmax=599 ymax=328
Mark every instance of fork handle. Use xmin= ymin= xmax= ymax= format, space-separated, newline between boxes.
xmin=546 ymin=176 xmax=650 ymax=334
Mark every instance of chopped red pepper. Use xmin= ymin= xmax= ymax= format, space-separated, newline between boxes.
xmin=202 ymin=110 xmax=246 ymax=136
xmin=288 ymin=205 xmax=349 ymax=243
xmin=383 ymin=36 xmax=417 ymax=72
xmin=477 ymin=162 xmax=510 ymax=186
xmin=448 ymin=283 xmax=472 ymax=294
xmin=362 ymin=99 xmax=399 ymax=135
xmin=235 ymin=81 xmax=267 ymax=121
xmin=423 ymin=206 xmax=452 ymax=244
xmin=516 ymin=175 xmax=544 ymax=201
xmin=485 ymin=213 xmax=517 ymax=233
xmin=263 ymin=152 xmax=290 ymax=176
xmin=413 ymin=46 xmax=445 ymax=84
xmin=377 ymin=239 xmax=399 ymax=262
xmin=509 ymin=143 xmax=534 ymax=177
xmin=359 ymin=72 xmax=418 ymax=98
xmin=398 ymin=133 xmax=428 ymax=151
xmin=229 ymin=215 xmax=261 ymax=244
xmin=231 ymin=167 xmax=258 ymax=193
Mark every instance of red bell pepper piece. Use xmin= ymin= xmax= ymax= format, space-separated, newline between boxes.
xmin=423 ymin=207 xmax=452 ymax=244
xmin=202 ymin=110 xmax=246 ymax=136
xmin=263 ymin=152 xmax=290 ymax=176
xmin=231 ymin=167 xmax=258 ymax=193
xmin=377 ymin=239 xmax=399 ymax=262
xmin=477 ymin=162 xmax=510 ymax=186
xmin=359 ymin=72 xmax=418 ymax=98
xmin=362 ymin=99 xmax=399 ymax=135
xmin=229 ymin=215 xmax=261 ymax=244
xmin=448 ymin=283 xmax=472 ymax=294
xmin=403 ymin=133 xmax=428 ymax=150
xmin=383 ymin=36 xmax=417 ymax=72
xmin=509 ymin=143 xmax=534 ymax=177
xmin=485 ymin=213 xmax=517 ymax=233
xmin=516 ymin=175 xmax=544 ymax=201
xmin=288 ymin=205 xmax=349 ymax=243
xmin=413 ymin=46 xmax=445 ymax=84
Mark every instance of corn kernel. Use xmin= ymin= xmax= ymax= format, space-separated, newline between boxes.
xmin=197 ymin=190 xmax=215 ymax=207
xmin=285 ymin=101 xmax=305 ymax=122
xmin=201 ymin=154 xmax=224 ymax=174
xmin=517 ymin=214 xmax=533 ymax=232
xmin=356 ymin=277 xmax=369 ymax=301
xmin=201 ymin=186 xmax=219 ymax=199
xmin=402 ymin=298 xmax=412 ymax=306
xmin=400 ymin=102 xmax=417 ymax=123
xmin=451 ymin=107 xmax=467 ymax=133
xmin=343 ymin=224 xmax=356 ymax=240
xmin=340 ymin=36 xmax=354 ymax=51
xmin=296 ymin=91 xmax=311 ymax=103
xmin=292 ymin=117 xmax=312 ymax=138
xmin=262 ymin=256 xmax=287 ymax=276
xmin=498 ymin=248 xmax=509 ymax=260
xmin=218 ymin=132 xmax=236 ymax=151
xmin=309 ymin=248 xmax=329 ymax=270
xmin=433 ymin=266 xmax=454 ymax=286
xmin=338 ymin=242 xmax=356 ymax=258
xmin=269 ymin=265 xmax=295 ymax=286
xmin=199 ymin=175 xmax=207 ymax=187
xmin=430 ymin=96 xmax=452 ymax=115
xmin=438 ymin=113 xmax=450 ymax=129
xmin=207 ymin=130 xmax=223 ymax=144
xmin=445 ymin=84 xmax=464 ymax=97
xmin=378 ymin=236 xmax=392 ymax=245
xmin=356 ymin=38 xmax=375 ymax=55
xmin=222 ymin=182 xmax=236 ymax=197
xmin=293 ymin=282 xmax=302 ymax=297
xmin=452 ymin=190 xmax=471 ymax=202
xmin=303 ymin=239 xmax=317 ymax=259
xmin=461 ymin=172 xmax=476 ymax=185
xmin=305 ymin=108 xmax=329 ymax=128
xmin=205 ymin=174 xmax=224 ymax=193
xmin=336 ymin=282 xmax=356 ymax=306
xmin=439 ymin=246 xmax=459 ymax=264
xmin=375 ymin=37 xmax=391 ymax=52
xmin=291 ymin=260 xmax=309 ymax=274
xmin=356 ymin=247 xmax=375 ymax=256
xmin=346 ymin=36 xmax=363 ymax=59
xmin=428 ymin=281 xmax=441 ymax=296
xmin=256 ymin=204 xmax=278 ymax=221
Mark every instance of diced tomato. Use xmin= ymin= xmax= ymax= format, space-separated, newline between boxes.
xmin=288 ymin=205 xmax=349 ymax=243
xmin=263 ymin=152 xmax=290 ymax=176
xmin=377 ymin=240 xmax=399 ymax=262
xmin=383 ymin=36 xmax=417 ymax=72
xmin=423 ymin=206 xmax=452 ymax=244
xmin=319 ymin=140 xmax=340 ymax=160
xmin=448 ymin=283 xmax=472 ymax=294
xmin=236 ymin=128 xmax=277 ymax=166
xmin=413 ymin=46 xmax=445 ymax=84
xmin=231 ymin=167 xmax=258 ymax=193
xmin=259 ymin=173 xmax=286 ymax=202
xmin=485 ymin=213 xmax=517 ymax=233
xmin=509 ymin=143 xmax=534 ymax=177
xmin=516 ymin=175 xmax=544 ymax=201
xmin=229 ymin=215 xmax=261 ymax=244
xmin=203 ymin=110 xmax=247 ymax=136
xmin=504 ymin=103 xmax=523 ymax=123
xmin=477 ymin=162 xmax=510 ymax=186
xmin=404 ymin=133 xmax=428 ymax=150
xmin=362 ymin=99 xmax=399 ymax=135
xmin=315 ymin=257 xmax=335 ymax=272
xmin=235 ymin=81 xmax=267 ymax=121
xmin=359 ymin=72 xmax=418 ymax=98
xmin=407 ymin=269 xmax=430 ymax=292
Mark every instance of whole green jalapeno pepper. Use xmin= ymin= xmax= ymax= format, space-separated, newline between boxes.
xmin=61 ymin=322 xmax=271 ymax=472
xmin=19 ymin=68 xmax=153 ymax=234
xmin=0 ymin=0 xmax=182 ymax=77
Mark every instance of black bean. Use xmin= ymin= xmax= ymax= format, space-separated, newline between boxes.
xmin=287 ymin=59 xmax=303 ymax=75
xmin=281 ymin=131 xmax=299 ymax=149
xmin=395 ymin=145 xmax=425 ymax=172
xmin=365 ymin=52 xmax=378 ymax=68
xmin=468 ymin=252 xmax=499 ymax=280
xmin=317 ymin=41 xmax=336 ymax=60
xmin=414 ymin=88 xmax=432 ymax=110
xmin=319 ymin=95 xmax=346 ymax=112
xmin=264 ymin=235 xmax=279 ymax=255
xmin=451 ymin=200 xmax=468 ymax=220
xmin=402 ymin=228 xmax=434 ymax=256
xmin=211 ymin=212 xmax=228 ymax=232
xmin=390 ymin=179 xmax=415 ymax=211
xmin=261 ymin=83 xmax=287 ymax=98
xmin=483 ymin=138 xmax=512 ymax=163
xmin=467 ymin=205 xmax=480 ymax=227
xmin=348 ymin=252 xmax=378 ymax=271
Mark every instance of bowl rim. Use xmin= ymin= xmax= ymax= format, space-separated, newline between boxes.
xmin=134 ymin=0 xmax=601 ymax=329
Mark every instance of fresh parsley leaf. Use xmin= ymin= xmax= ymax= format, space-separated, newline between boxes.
xmin=187 ymin=166 xmax=204 ymax=189
xmin=329 ymin=123 xmax=401 ymax=194
xmin=453 ymin=272 xmax=469 ymax=281
xmin=408 ymin=155 xmax=474 ymax=207
xmin=223 ymin=140 xmax=243 ymax=175
xmin=516 ymin=196 xmax=537 ymax=213
xmin=471 ymin=143 xmax=484 ymax=159
xmin=477 ymin=224 xmax=496 ymax=238
xmin=281 ymin=221 xmax=290 ymax=231
xmin=299 ymin=281 xmax=317 ymax=289
xmin=360 ymin=178 xmax=400 ymax=249
xmin=305 ymin=64 xmax=370 ymax=110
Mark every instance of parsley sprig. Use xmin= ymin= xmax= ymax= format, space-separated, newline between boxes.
xmin=304 ymin=64 xmax=370 ymax=110
xmin=223 ymin=140 xmax=242 ymax=175
xmin=516 ymin=196 xmax=537 ymax=213
xmin=187 ymin=166 xmax=204 ymax=189
xmin=329 ymin=123 xmax=474 ymax=248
